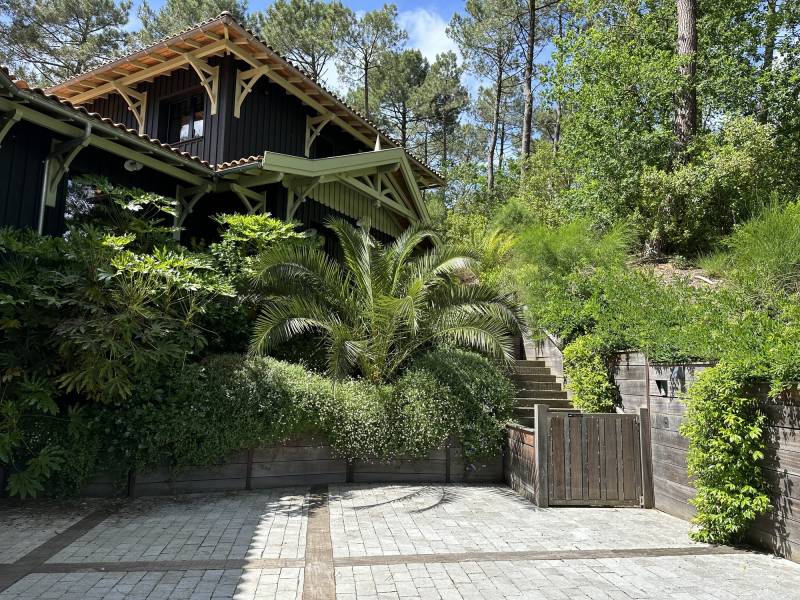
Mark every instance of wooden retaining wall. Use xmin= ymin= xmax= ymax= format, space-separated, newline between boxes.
xmin=612 ymin=351 xmax=800 ymax=561
xmin=80 ymin=435 xmax=503 ymax=498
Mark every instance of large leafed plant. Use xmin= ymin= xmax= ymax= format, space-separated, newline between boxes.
xmin=250 ymin=218 xmax=525 ymax=382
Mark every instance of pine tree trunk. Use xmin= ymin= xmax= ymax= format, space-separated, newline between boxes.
xmin=487 ymin=72 xmax=503 ymax=191
xmin=400 ymin=103 xmax=408 ymax=147
xmin=520 ymin=0 xmax=536 ymax=160
xmin=674 ymin=0 xmax=697 ymax=158
xmin=499 ymin=119 xmax=506 ymax=174
xmin=364 ymin=57 xmax=370 ymax=121
xmin=758 ymin=0 xmax=778 ymax=124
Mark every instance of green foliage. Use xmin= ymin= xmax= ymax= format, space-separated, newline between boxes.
xmin=699 ymin=201 xmax=800 ymax=301
xmin=136 ymin=0 xmax=247 ymax=44
xmin=251 ymin=217 xmax=525 ymax=383
xmin=253 ymin=0 xmax=353 ymax=81
xmin=562 ymin=335 xmax=616 ymax=412
xmin=639 ymin=117 xmax=782 ymax=254
xmin=0 ymin=182 xmax=235 ymax=497
xmin=0 ymin=0 xmax=131 ymax=85
xmin=54 ymin=349 xmax=512 ymax=492
xmin=411 ymin=348 xmax=514 ymax=458
xmin=681 ymin=363 xmax=770 ymax=543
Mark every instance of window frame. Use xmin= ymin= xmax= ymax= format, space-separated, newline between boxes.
xmin=162 ymin=91 xmax=206 ymax=145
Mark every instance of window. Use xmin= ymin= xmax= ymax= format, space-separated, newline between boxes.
xmin=166 ymin=94 xmax=204 ymax=143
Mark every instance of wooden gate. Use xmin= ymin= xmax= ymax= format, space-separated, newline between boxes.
xmin=537 ymin=407 xmax=653 ymax=507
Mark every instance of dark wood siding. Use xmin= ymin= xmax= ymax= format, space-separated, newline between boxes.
xmin=83 ymin=55 xmax=232 ymax=166
xmin=224 ymin=60 xmax=309 ymax=161
xmin=0 ymin=121 xmax=66 ymax=235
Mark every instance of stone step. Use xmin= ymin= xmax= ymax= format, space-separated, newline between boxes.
xmin=511 ymin=375 xmax=556 ymax=387
xmin=515 ymin=389 xmax=568 ymax=399
xmin=511 ymin=367 xmax=553 ymax=376
xmin=511 ymin=359 xmax=547 ymax=368
xmin=515 ymin=381 xmax=563 ymax=391
xmin=514 ymin=401 xmax=573 ymax=413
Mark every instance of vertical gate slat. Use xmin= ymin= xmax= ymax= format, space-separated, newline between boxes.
xmin=622 ymin=417 xmax=636 ymax=501
xmin=633 ymin=416 xmax=642 ymax=503
xmin=615 ymin=418 xmax=624 ymax=501
xmin=599 ymin=418 xmax=607 ymax=501
xmin=606 ymin=418 xmax=619 ymax=501
xmin=550 ymin=416 xmax=565 ymax=501
xmin=581 ymin=416 xmax=590 ymax=501
xmin=587 ymin=417 xmax=600 ymax=500
xmin=564 ymin=415 xmax=571 ymax=501
xmin=569 ymin=416 xmax=582 ymax=501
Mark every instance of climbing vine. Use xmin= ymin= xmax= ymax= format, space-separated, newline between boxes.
xmin=681 ymin=362 xmax=771 ymax=544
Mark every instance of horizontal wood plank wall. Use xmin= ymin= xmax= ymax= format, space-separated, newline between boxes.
xmin=612 ymin=352 xmax=800 ymax=562
xmin=505 ymin=424 xmax=538 ymax=501
xmin=79 ymin=436 xmax=503 ymax=497
xmin=751 ymin=387 xmax=800 ymax=560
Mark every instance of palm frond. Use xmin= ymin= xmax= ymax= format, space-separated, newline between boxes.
xmin=250 ymin=295 xmax=340 ymax=355
xmin=251 ymin=242 xmax=351 ymax=311
xmin=325 ymin=217 xmax=374 ymax=305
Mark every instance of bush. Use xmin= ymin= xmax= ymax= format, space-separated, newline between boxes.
xmin=698 ymin=201 xmax=800 ymax=302
xmin=562 ymin=336 xmax=616 ymax=412
xmin=27 ymin=349 xmax=513 ymax=495
xmin=681 ymin=363 xmax=770 ymax=543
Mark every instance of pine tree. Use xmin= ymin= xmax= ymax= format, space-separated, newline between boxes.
xmin=253 ymin=0 xmax=352 ymax=82
xmin=372 ymin=49 xmax=429 ymax=146
xmin=449 ymin=0 xmax=519 ymax=190
xmin=339 ymin=3 xmax=406 ymax=121
xmin=0 ymin=0 xmax=131 ymax=85
xmin=137 ymin=0 xmax=247 ymax=44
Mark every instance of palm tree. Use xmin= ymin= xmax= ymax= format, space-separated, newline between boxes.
xmin=250 ymin=218 xmax=525 ymax=382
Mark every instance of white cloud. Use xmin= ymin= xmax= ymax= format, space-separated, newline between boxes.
xmin=398 ymin=8 xmax=459 ymax=64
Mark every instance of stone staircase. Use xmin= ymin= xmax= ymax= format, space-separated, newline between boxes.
xmin=510 ymin=359 xmax=572 ymax=427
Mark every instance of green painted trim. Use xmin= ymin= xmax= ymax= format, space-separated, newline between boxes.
xmin=257 ymin=150 xmax=429 ymax=222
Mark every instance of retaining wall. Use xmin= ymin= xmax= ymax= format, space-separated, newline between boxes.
xmin=612 ymin=352 xmax=800 ymax=561
xmin=81 ymin=434 xmax=503 ymax=498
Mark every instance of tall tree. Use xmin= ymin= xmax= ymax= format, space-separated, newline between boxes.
xmin=0 ymin=0 xmax=131 ymax=85
xmin=450 ymin=0 xmax=519 ymax=191
xmin=515 ymin=0 xmax=560 ymax=158
xmin=339 ymin=3 xmax=406 ymax=121
xmin=416 ymin=51 xmax=469 ymax=177
xmin=253 ymin=0 xmax=352 ymax=82
xmin=137 ymin=0 xmax=247 ymax=44
xmin=372 ymin=49 xmax=429 ymax=146
xmin=674 ymin=0 xmax=698 ymax=156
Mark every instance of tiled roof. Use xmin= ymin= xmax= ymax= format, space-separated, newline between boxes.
xmin=1 ymin=66 xmax=213 ymax=171
xmin=43 ymin=12 xmax=443 ymax=185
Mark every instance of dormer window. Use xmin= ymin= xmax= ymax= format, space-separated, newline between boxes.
xmin=166 ymin=93 xmax=205 ymax=143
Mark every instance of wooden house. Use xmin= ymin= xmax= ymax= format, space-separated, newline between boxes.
xmin=0 ymin=12 xmax=442 ymax=243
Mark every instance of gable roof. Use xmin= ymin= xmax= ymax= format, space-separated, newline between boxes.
xmin=44 ymin=12 xmax=444 ymax=189
xmin=0 ymin=66 xmax=429 ymax=224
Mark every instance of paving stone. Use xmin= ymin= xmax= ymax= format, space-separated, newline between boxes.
xmin=328 ymin=484 xmax=705 ymax=558
xmin=45 ymin=489 xmax=308 ymax=564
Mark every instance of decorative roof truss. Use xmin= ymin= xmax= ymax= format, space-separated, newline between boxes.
xmin=234 ymin=65 xmax=270 ymax=118
xmin=185 ymin=55 xmax=220 ymax=115
xmin=0 ymin=108 xmax=21 ymax=147
xmin=304 ymin=114 xmax=332 ymax=157
xmin=112 ymin=82 xmax=147 ymax=134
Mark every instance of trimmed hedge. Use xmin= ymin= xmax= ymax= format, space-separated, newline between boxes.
xmin=37 ymin=349 xmax=513 ymax=494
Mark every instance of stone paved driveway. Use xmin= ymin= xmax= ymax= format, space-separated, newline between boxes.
xmin=1 ymin=484 xmax=799 ymax=599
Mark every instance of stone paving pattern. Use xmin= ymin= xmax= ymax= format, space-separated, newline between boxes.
xmin=328 ymin=484 xmax=701 ymax=557
xmin=2 ymin=484 xmax=800 ymax=599
xmin=0 ymin=501 xmax=101 ymax=564
xmin=47 ymin=489 xmax=307 ymax=564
